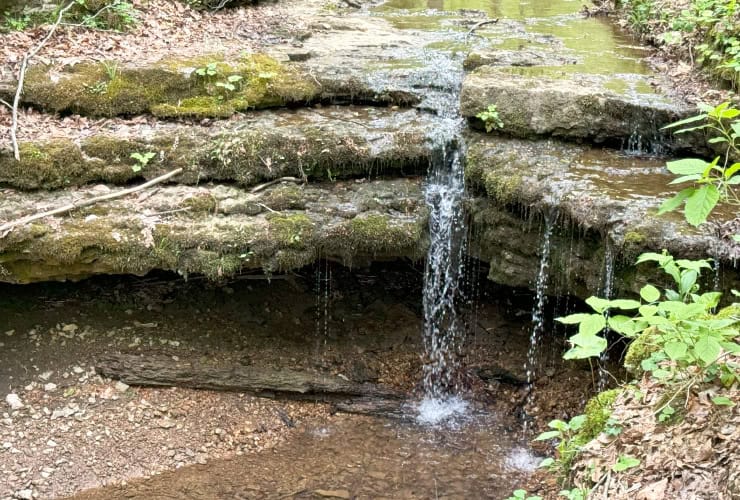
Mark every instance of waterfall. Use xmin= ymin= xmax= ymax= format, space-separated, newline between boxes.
xmin=417 ymin=140 xmax=469 ymax=424
xmin=597 ymin=238 xmax=615 ymax=391
xmin=523 ymin=212 xmax=556 ymax=427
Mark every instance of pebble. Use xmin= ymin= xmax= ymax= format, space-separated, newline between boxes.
xmin=114 ymin=382 xmax=130 ymax=393
xmin=44 ymin=383 xmax=58 ymax=392
xmin=5 ymin=393 xmax=23 ymax=410
xmin=15 ymin=489 xmax=33 ymax=500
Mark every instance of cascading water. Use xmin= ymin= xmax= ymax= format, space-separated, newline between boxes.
xmin=418 ymin=142 xmax=469 ymax=424
xmin=597 ymin=239 xmax=615 ymax=391
xmin=523 ymin=212 xmax=556 ymax=428
xmin=416 ymin=49 xmax=471 ymax=425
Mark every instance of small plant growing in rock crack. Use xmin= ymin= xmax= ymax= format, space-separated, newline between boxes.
xmin=476 ymin=104 xmax=504 ymax=132
xmin=195 ymin=62 xmax=219 ymax=78
xmin=130 ymin=151 xmax=156 ymax=173
xmin=216 ymin=74 xmax=244 ymax=92
xmin=659 ymin=102 xmax=740 ymax=235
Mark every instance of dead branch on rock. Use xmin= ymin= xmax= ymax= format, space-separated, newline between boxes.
xmin=466 ymin=18 xmax=499 ymax=39
xmin=250 ymin=176 xmax=303 ymax=194
xmin=96 ymin=353 xmax=404 ymax=401
xmin=10 ymin=2 xmax=77 ymax=161
xmin=0 ymin=168 xmax=183 ymax=237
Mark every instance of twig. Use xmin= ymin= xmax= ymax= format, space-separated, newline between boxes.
xmin=10 ymin=1 xmax=77 ymax=160
xmin=0 ymin=99 xmax=10 ymax=109
xmin=250 ymin=176 xmax=302 ymax=194
xmin=0 ymin=168 xmax=183 ymax=236
xmin=256 ymin=203 xmax=277 ymax=213
xmin=466 ymin=18 xmax=498 ymax=39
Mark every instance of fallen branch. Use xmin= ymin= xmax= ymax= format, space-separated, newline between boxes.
xmin=10 ymin=2 xmax=77 ymax=160
xmin=96 ymin=353 xmax=404 ymax=401
xmin=250 ymin=176 xmax=303 ymax=194
xmin=466 ymin=18 xmax=499 ymax=39
xmin=0 ymin=168 xmax=183 ymax=236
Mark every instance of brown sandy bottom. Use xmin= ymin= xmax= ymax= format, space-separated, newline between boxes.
xmin=0 ymin=261 xmax=600 ymax=499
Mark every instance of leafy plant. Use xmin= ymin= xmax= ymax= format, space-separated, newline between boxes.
xmin=195 ymin=63 xmax=219 ymax=78
xmin=505 ymin=490 xmax=542 ymax=500
xmin=476 ymin=104 xmax=504 ymax=132
xmin=2 ymin=11 xmax=31 ymax=31
xmin=70 ymin=0 xmax=139 ymax=31
xmin=215 ymin=74 xmax=244 ymax=92
xmin=557 ymin=251 xmax=739 ymax=385
xmin=659 ymin=102 xmax=740 ymax=227
xmin=536 ymin=414 xmax=587 ymax=477
xmin=130 ymin=151 xmax=156 ymax=173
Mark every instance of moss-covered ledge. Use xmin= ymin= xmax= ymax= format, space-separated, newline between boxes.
xmin=0 ymin=107 xmax=439 ymax=190
xmin=5 ymin=52 xmax=418 ymax=119
xmin=465 ymin=133 xmax=740 ymax=298
xmin=0 ymin=179 xmax=428 ymax=283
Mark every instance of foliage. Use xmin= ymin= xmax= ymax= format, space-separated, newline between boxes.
xmin=130 ymin=151 xmax=155 ymax=173
xmin=535 ymin=414 xmax=587 ymax=477
xmin=476 ymin=104 xmax=504 ymax=133
xmin=558 ymin=488 xmax=589 ymax=500
xmin=558 ymin=251 xmax=739 ymax=386
xmin=659 ymin=102 xmax=740 ymax=227
xmin=69 ymin=0 xmax=139 ymax=31
xmin=622 ymin=0 xmax=740 ymax=87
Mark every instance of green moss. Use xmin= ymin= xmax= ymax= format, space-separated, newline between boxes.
xmin=0 ymin=139 xmax=101 ymax=189
xmin=716 ymin=303 xmax=740 ymax=320
xmin=623 ymin=230 xmax=647 ymax=246
xmin=182 ymin=193 xmax=218 ymax=213
xmin=152 ymin=96 xmax=236 ymax=119
xmin=260 ymin=184 xmax=306 ymax=210
xmin=576 ymin=389 xmax=620 ymax=443
xmin=266 ymin=213 xmax=314 ymax=248
xmin=463 ymin=53 xmax=483 ymax=70
xmin=22 ymin=53 xmax=321 ymax=118
xmin=624 ymin=327 xmax=660 ymax=375
xmin=483 ymin=172 xmax=523 ymax=204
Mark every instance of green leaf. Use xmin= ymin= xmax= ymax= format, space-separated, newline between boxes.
xmin=612 ymin=455 xmax=640 ymax=472
xmin=564 ymin=333 xmax=607 ymax=359
xmin=557 ymin=313 xmax=596 ymax=325
xmin=708 ymin=136 xmax=729 ymax=144
xmin=668 ymin=174 xmax=701 ymax=185
xmin=711 ymin=396 xmax=735 ymax=406
xmin=539 ymin=457 xmax=556 ymax=468
xmin=664 ymin=341 xmax=688 ymax=360
xmin=640 ymin=284 xmax=661 ymax=303
xmin=727 ymin=176 xmax=740 ymax=184
xmin=666 ymin=158 xmax=709 ymax=175
xmin=608 ymin=299 xmax=641 ymax=310
xmin=578 ymin=314 xmax=607 ymax=336
xmin=679 ymin=269 xmax=698 ymax=295
xmin=548 ymin=419 xmax=568 ymax=431
xmin=675 ymin=259 xmax=712 ymax=272
xmin=638 ymin=304 xmax=658 ymax=317
xmin=535 ymin=430 xmax=561 ymax=441
xmin=662 ymin=113 xmax=707 ymax=130
xmin=684 ymin=184 xmax=719 ymax=226
xmin=608 ymin=315 xmax=639 ymax=336
xmin=636 ymin=252 xmax=670 ymax=266
xmin=131 ymin=164 xmax=142 ymax=173
xmin=569 ymin=415 xmax=586 ymax=431
xmin=725 ymin=162 xmax=740 ymax=179
xmin=586 ymin=296 xmax=610 ymax=313
xmin=694 ymin=336 xmax=721 ymax=365
xmin=227 ymin=75 xmax=243 ymax=82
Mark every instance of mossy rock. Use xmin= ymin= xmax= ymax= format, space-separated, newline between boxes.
xmin=623 ymin=327 xmax=661 ymax=375
xmin=21 ymin=53 xmax=321 ymax=118
xmin=575 ymin=389 xmax=620 ymax=444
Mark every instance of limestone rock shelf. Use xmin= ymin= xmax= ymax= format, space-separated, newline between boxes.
xmin=0 ymin=179 xmax=427 ymax=283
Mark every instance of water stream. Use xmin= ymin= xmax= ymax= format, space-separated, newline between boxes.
xmin=522 ymin=213 xmax=556 ymax=427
